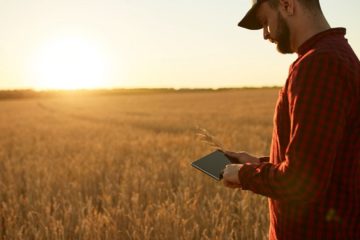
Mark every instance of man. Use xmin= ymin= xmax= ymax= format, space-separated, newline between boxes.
xmin=222 ymin=0 xmax=360 ymax=239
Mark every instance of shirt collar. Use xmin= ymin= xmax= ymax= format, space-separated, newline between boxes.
xmin=296 ymin=28 xmax=346 ymax=55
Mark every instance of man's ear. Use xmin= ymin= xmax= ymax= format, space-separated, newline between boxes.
xmin=279 ymin=0 xmax=294 ymax=15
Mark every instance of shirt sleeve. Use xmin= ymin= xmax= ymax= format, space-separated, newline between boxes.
xmin=238 ymin=52 xmax=351 ymax=202
xmin=259 ymin=156 xmax=270 ymax=163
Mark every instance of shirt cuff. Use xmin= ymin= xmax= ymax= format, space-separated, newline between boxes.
xmin=238 ymin=163 xmax=259 ymax=190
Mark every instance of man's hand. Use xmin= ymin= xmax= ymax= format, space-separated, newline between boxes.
xmin=223 ymin=151 xmax=260 ymax=164
xmin=222 ymin=164 xmax=243 ymax=188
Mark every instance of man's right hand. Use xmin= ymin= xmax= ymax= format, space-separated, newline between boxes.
xmin=222 ymin=151 xmax=260 ymax=165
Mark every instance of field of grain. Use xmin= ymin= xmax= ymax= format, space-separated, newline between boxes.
xmin=0 ymin=88 xmax=279 ymax=239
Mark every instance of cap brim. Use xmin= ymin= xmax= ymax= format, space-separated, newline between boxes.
xmin=238 ymin=4 xmax=262 ymax=30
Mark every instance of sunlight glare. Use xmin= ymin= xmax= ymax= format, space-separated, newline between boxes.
xmin=31 ymin=36 xmax=109 ymax=90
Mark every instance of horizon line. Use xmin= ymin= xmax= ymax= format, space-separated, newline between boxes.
xmin=0 ymin=85 xmax=282 ymax=92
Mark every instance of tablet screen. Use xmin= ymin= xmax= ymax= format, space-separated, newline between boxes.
xmin=191 ymin=150 xmax=231 ymax=181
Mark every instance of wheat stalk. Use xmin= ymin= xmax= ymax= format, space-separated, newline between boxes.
xmin=195 ymin=127 xmax=225 ymax=151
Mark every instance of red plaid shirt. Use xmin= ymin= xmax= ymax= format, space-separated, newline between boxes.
xmin=238 ymin=28 xmax=360 ymax=240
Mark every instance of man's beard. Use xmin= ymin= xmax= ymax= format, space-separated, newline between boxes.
xmin=276 ymin=12 xmax=292 ymax=54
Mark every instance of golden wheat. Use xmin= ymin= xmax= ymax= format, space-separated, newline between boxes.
xmin=195 ymin=127 xmax=225 ymax=152
xmin=0 ymin=88 xmax=279 ymax=239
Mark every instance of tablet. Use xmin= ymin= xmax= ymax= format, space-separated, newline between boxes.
xmin=191 ymin=150 xmax=232 ymax=181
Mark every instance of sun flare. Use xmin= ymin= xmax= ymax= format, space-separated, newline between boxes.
xmin=31 ymin=36 xmax=109 ymax=90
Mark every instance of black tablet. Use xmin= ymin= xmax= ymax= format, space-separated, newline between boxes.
xmin=191 ymin=150 xmax=232 ymax=181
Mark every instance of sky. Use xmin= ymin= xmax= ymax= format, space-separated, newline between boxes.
xmin=0 ymin=0 xmax=359 ymax=90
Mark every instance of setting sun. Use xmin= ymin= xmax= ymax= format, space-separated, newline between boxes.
xmin=30 ymin=36 xmax=109 ymax=90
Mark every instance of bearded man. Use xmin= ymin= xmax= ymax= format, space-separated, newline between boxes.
xmin=222 ymin=0 xmax=360 ymax=239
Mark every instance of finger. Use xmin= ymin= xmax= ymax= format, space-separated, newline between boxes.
xmin=223 ymin=180 xmax=240 ymax=188
xmin=223 ymin=150 xmax=236 ymax=156
xmin=225 ymin=180 xmax=241 ymax=188
xmin=223 ymin=152 xmax=241 ymax=163
xmin=221 ymin=166 xmax=231 ymax=180
xmin=219 ymin=169 xmax=224 ymax=179
xmin=223 ymin=180 xmax=231 ymax=187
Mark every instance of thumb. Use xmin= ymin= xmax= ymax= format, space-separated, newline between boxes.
xmin=223 ymin=151 xmax=240 ymax=163
xmin=223 ymin=151 xmax=238 ymax=158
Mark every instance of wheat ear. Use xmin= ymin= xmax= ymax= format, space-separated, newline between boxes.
xmin=195 ymin=127 xmax=225 ymax=151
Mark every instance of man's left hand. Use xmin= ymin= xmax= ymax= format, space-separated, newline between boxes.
xmin=222 ymin=164 xmax=243 ymax=188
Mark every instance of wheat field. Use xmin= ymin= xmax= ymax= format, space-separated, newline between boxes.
xmin=0 ymin=88 xmax=279 ymax=239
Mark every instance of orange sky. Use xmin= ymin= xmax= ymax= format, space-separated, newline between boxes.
xmin=0 ymin=0 xmax=359 ymax=90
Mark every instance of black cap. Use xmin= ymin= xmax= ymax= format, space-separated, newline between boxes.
xmin=238 ymin=0 xmax=267 ymax=30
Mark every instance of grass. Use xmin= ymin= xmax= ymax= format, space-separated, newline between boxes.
xmin=0 ymin=88 xmax=279 ymax=239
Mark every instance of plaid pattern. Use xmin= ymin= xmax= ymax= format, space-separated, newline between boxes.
xmin=238 ymin=28 xmax=360 ymax=240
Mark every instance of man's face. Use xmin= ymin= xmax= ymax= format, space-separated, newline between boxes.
xmin=275 ymin=12 xmax=292 ymax=53
xmin=257 ymin=3 xmax=293 ymax=54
